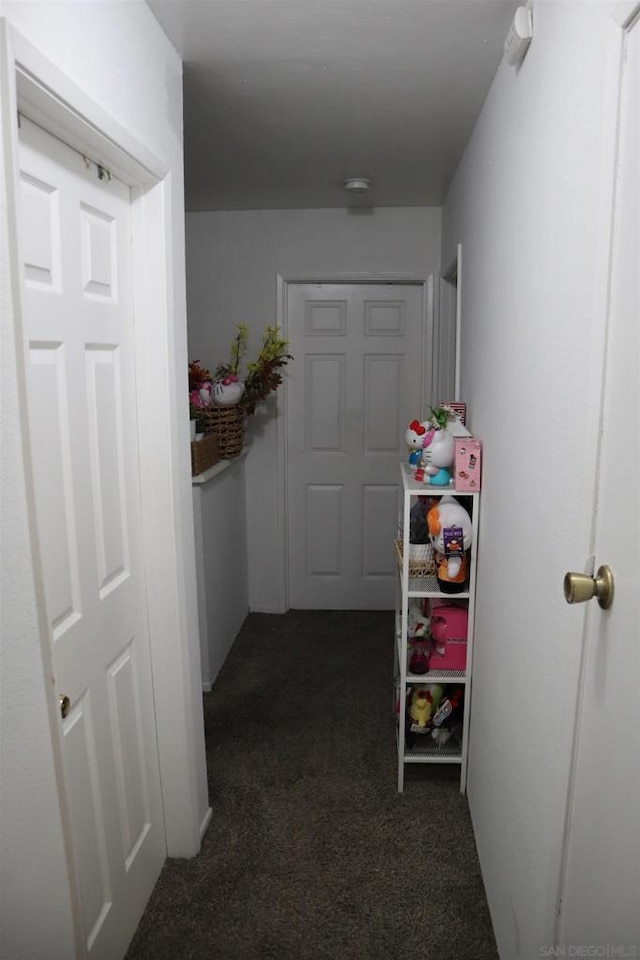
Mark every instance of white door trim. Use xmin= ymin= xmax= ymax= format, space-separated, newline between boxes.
xmin=454 ymin=244 xmax=462 ymax=401
xmin=441 ymin=244 xmax=462 ymax=403
xmin=9 ymin=26 xmax=166 ymax=184
xmin=275 ymin=274 xmax=430 ymax=613
xmin=2 ymin=20 xmax=207 ymax=924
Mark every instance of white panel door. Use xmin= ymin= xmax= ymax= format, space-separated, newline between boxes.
xmin=558 ymin=16 xmax=639 ymax=950
xmin=287 ymin=282 xmax=426 ymax=609
xmin=18 ymin=117 xmax=165 ymax=960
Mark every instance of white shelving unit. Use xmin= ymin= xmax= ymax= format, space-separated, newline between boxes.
xmin=394 ymin=462 xmax=480 ymax=792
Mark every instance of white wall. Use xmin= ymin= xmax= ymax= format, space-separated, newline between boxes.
xmin=0 ymin=2 xmax=207 ymax=955
xmin=193 ymin=458 xmax=249 ymax=690
xmin=442 ymin=3 xmax=628 ymax=957
xmin=186 ymin=206 xmax=441 ymax=611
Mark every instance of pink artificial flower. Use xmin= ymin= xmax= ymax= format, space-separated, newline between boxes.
xmin=190 ymin=385 xmax=212 ymax=409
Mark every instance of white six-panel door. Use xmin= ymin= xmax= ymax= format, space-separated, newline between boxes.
xmin=18 ymin=117 xmax=165 ymax=960
xmin=286 ymin=282 xmax=426 ymax=609
xmin=558 ymin=14 xmax=639 ymax=949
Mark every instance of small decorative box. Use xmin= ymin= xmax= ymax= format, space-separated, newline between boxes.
xmin=440 ymin=400 xmax=467 ymax=425
xmin=190 ymin=434 xmax=220 ymax=476
xmin=430 ymin=605 xmax=469 ymax=670
xmin=454 ymin=437 xmax=482 ymax=491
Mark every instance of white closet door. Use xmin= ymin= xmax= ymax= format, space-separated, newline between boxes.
xmin=286 ymin=282 xmax=426 ymax=609
xmin=558 ymin=16 xmax=639 ymax=951
xmin=19 ymin=117 xmax=165 ymax=960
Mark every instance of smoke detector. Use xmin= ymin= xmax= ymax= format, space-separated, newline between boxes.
xmin=504 ymin=6 xmax=533 ymax=66
xmin=343 ymin=177 xmax=371 ymax=193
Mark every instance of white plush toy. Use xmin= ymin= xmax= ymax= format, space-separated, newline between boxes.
xmin=213 ymin=375 xmax=245 ymax=406
xmin=416 ymin=426 xmax=455 ymax=486
xmin=427 ymin=496 xmax=473 ymax=593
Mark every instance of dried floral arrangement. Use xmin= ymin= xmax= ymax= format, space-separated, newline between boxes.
xmin=214 ymin=324 xmax=292 ymax=416
xmin=188 ymin=360 xmax=213 ymax=417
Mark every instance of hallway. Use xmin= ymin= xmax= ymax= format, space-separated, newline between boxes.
xmin=3 ymin=5 xmax=638 ymax=958
xmin=125 ymin=612 xmax=497 ymax=960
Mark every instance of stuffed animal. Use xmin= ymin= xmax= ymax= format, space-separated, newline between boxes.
xmin=213 ymin=375 xmax=245 ymax=406
xmin=431 ymin=727 xmax=453 ymax=748
xmin=422 ymin=683 xmax=445 ymax=715
xmin=407 ymin=598 xmax=424 ymax=631
xmin=415 ymin=426 xmax=455 ymax=486
xmin=427 ymin=496 xmax=473 ymax=593
xmin=410 ymin=687 xmax=433 ymax=728
xmin=432 ymin=687 xmax=464 ymax=726
xmin=408 ymin=620 xmax=432 ymax=674
xmin=406 ymin=419 xmax=428 ymax=469
xmin=432 ymin=725 xmax=463 ymax=749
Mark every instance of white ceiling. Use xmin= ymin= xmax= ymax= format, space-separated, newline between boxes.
xmin=148 ymin=0 xmax=520 ymax=212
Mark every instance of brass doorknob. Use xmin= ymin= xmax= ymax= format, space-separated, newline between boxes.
xmin=564 ymin=565 xmax=614 ymax=610
xmin=59 ymin=694 xmax=71 ymax=719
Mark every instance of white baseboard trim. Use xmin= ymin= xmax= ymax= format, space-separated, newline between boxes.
xmin=249 ymin=605 xmax=287 ymax=614
xmin=201 ymin=680 xmax=212 ymax=692
xmin=199 ymin=805 xmax=213 ymax=842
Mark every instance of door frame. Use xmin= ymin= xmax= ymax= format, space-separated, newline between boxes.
xmin=442 ymin=243 xmax=462 ymax=402
xmin=1 ymin=20 xmax=208 ymax=936
xmin=275 ymin=274 xmax=432 ymax=612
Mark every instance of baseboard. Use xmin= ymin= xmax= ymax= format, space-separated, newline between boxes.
xmin=248 ymin=604 xmax=287 ymax=614
xmin=199 ymin=805 xmax=212 ymax=842
xmin=201 ymin=680 xmax=212 ymax=692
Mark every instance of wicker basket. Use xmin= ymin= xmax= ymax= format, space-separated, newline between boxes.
xmin=199 ymin=406 xmax=245 ymax=459
xmin=191 ymin=434 xmax=221 ymax=476
xmin=394 ymin=539 xmax=437 ymax=577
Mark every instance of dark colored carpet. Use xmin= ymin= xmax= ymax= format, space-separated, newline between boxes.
xmin=126 ymin=611 xmax=498 ymax=960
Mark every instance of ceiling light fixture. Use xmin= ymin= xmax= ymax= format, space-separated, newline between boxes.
xmin=343 ymin=177 xmax=371 ymax=193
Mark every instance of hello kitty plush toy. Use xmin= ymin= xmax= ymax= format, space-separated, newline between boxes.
xmin=415 ymin=425 xmax=455 ymax=486
xmin=406 ymin=419 xmax=428 ymax=470
xmin=213 ymin=374 xmax=245 ymax=406
xmin=427 ymin=495 xmax=473 ymax=593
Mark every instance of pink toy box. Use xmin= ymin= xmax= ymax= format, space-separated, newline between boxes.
xmin=454 ymin=437 xmax=482 ymax=491
xmin=429 ymin=604 xmax=468 ymax=670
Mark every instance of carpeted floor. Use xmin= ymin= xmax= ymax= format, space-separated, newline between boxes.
xmin=125 ymin=611 xmax=498 ymax=960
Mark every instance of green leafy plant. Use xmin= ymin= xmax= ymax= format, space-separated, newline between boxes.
xmin=215 ymin=324 xmax=292 ymax=416
xmin=428 ymin=405 xmax=453 ymax=431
